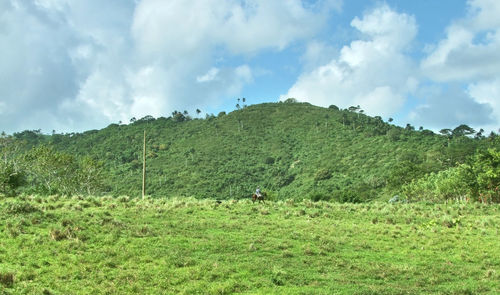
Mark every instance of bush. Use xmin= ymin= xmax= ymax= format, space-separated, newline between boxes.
xmin=284 ymin=98 xmax=298 ymax=103
xmin=309 ymin=192 xmax=330 ymax=202
xmin=6 ymin=201 xmax=40 ymax=214
xmin=336 ymin=190 xmax=362 ymax=203
xmin=401 ymin=167 xmax=468 ymax=202
xmin=276 ymin=174 xmax=295 ymax=187
xmin=172 ymin=113 xmax=186 ymax=122
xmin=402 ymin=148 xmax=500 ymax=203
xmin=0 ymin=272 xmax=15 ymax=288
xmin=387 ymin=128 xmax=401 ymax=141
xmin=469 ymin=148 xmax=500 ymax=203
xmin=0 ymin=160 xmax=25 ymax=196
xmin=264 ymin=157 xmax=275 ymax=165
xmin=314 ymin=169 xmax=332 ymax=181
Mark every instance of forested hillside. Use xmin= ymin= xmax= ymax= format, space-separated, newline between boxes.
xmin=2 ymin=102 xmax=499 ymax=201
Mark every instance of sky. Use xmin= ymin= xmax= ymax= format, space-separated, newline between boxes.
xmin=1 ymin=0 xmax=500 ymax=134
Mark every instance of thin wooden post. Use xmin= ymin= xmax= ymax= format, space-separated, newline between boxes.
xmin=142 ymin=130 xmax=146 ymax=199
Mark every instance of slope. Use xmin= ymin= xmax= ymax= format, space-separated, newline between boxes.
xmin=25 ymin=102 xmax=478 ymax=201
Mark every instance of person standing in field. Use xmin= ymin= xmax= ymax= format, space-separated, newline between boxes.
xmin=256 ymin=186 xmax=262 ymax=198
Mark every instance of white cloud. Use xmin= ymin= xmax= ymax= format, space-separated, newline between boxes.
xmin=282 ymin=4 xmax=417 ymax=117
xmin=419 ymin=0 xmax=500 ymax=128
xmin=301 ymin=41 xmax=338 ymax=71
xmin=197 ymin=68 xmax=220 ymax=83
xmin=282 ymin=2 xmax=500 ymax=131
xmin=421 ymin=0 xmax=500 ymax=82
xmin=408 ymin=85 xmax=494 ymax=129
xmin=0 ymin=0 xmax=136 ymax=133
xmin=0 ymin=0 xmax=338 ymax=133
xmin=191 ymin=65 xmax=254 ymax=106
xmin=468 ymin=79 xmax=500 ymax=130
xmin=132 ymin=0 xmax=341 ymax=58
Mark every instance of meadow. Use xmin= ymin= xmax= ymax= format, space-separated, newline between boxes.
xmin=1 ymin=195 xmax=499 ymax=294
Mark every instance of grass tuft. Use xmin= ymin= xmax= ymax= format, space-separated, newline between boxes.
xmin=0 ymin=272 xmax=15 ymax=288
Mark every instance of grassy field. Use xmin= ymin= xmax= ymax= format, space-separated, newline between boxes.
xmin=1 ymin=196 xmax=499 ymax=294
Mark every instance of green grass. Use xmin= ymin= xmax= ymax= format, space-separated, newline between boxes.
xmin=1 ymin=196 xmax=499 ymax=294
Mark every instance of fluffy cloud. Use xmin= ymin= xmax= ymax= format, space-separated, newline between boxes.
xmin=132 ymin=0 xmax=338 ymax=57
xmin=0 ymin=0 xmax=339 ymax=133
xmin=468 ymin=79 xmax=500 ymax=131
xmin=281 ymin=4 xmax=417 ymax=117
xmin=0 ymin=0 xmax=136 ymax=132
xmin=408 ymin=85 xmax=494 ymax=129
xmin=418 ymin=0 xmax=500 ymax=129
xmin=284 ymin=1 xmax=500 ymax=131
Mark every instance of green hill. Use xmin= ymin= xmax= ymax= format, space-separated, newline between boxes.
xmin=5 ymin=102 xmax=496 ymax=201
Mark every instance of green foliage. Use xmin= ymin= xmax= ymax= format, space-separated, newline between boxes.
xmin=18 ymin=146 xmax=105 ymax=196
xmin=402 ymin=167 xmax=469 ymax=202
xmin=467 ymin=148 xmax=500 ymax=203
xmin=0 ymin=135 xmax=25 ymax=196
xmin=452 ymin=124 xmax=475 ymax=137
xmin=23 ymin=146 xmax=77 ymax=194
xmin=0 ymin=162 xmax=24 ymax=196
xmin=402 ymin=148 xmax=500 ymax=203
xmin=309 ymin=191 xmax=331 ymax=202
xmin=386 ymin=128 xmax=401 ymax=141
xmin=264 ymin=156 xmax=275 ymax=165
xmin=77 ymin=156 xmax=106 ymax=195
xmin=314 ymin=168 xmax=331 ymax=181
xmin=172 ymin=111 xmax=187 ymax=122
xmin=336 ymin=189 xmax=363 ymax=203
xmin=6 ymin=103 xmax=498 ymax=201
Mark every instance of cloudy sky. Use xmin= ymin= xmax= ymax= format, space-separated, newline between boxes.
xmin=1 ymin=0 xmax=499 ymax=134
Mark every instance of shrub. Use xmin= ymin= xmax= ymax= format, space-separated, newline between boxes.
xmin=387 ymin=128 xmax=401 ymax=141
xmin=276 ymin=174 xmax=295 ymax=187
xmin=337 ymin=190 xmax=363 ymax=203
xmin=309 ymin=192 xmax=330 ymax=202
xmin=264 ymin=157 xmax=275 ymax=165
xmin=0 ymin=272 xmax=15 ymax=288
xmin=402 ymin=148 xmax=500 ymax=203
xmin=6 ymin=201 xmax=39 ymax=214
xmin=314 ymin=169 xmax=332 ymax=181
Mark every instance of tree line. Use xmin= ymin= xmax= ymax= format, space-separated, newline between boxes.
xmin=1 ymin=102 xmax=499 ymax=202
xmin=1 ymin=134 xmax=105 ymax=196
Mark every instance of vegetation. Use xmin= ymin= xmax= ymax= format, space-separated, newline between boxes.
xmin=403 ymin=148 xmax=500 ymax=203
xmin=0 ymin=196 xmax=498 ymax=294
xmin=1 ymin=102 xmax=499 ymax=293
xmin=2 ymin=102 xmax=498 ymax=202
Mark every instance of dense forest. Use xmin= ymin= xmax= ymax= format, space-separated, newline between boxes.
xmin=1 ymin=101 xmax=499 ymax=202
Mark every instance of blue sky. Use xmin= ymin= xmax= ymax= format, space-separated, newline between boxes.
xmin=1 ymin=0 xmax=499 ymax=134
